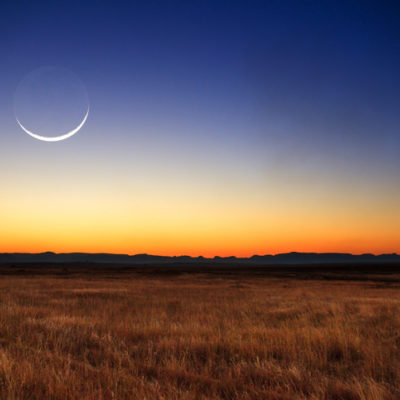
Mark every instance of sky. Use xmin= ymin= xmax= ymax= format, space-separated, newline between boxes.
xmin=1 ymin=0 xmax=400 ymax=256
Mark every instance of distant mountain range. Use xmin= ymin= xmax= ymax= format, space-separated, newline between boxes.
xmin=0 ymin=252 xmax=399 ymax=264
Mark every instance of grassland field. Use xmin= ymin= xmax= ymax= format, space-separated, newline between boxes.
xmin=0 ymin=263 xmax=399 ymax=400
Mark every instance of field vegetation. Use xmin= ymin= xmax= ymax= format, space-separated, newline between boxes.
xmin=0 ymin=264 xmax=399 ymax=399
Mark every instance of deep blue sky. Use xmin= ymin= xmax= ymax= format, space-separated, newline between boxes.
xmin=2 ymin=1 xmax=400 ymax=144
xmin=1 ymin=1 xmax=400 ymax=255
xmin=2 ymin=1 xmax=400 ymax=157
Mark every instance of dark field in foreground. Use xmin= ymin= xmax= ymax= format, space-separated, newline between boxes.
xmin=0 ymin=264 xmax=400 ymax=399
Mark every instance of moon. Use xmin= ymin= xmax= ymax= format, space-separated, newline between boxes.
xmin=16 ymin=107 xmax=89 ymax=142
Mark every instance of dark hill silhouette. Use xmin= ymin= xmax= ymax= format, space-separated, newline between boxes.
xmin=0 ymin=252 xmax=399 ymax=264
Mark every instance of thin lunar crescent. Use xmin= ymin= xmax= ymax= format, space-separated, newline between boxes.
xmin=16 ymin=107 xmax=89 ymax=142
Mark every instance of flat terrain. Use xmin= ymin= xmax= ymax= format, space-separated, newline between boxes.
xmin=0 ymin=264 xmax=400 ymax=399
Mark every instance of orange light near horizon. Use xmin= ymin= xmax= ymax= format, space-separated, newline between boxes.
xmin=1 ymin=154 xmax=399 ymax=257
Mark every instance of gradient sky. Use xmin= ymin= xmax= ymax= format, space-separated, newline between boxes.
xmin=1 ymin=0 xmax=400 ymax=256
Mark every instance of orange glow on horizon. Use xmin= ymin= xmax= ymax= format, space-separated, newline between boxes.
xmin=1 ymin=155 xmax=399 ymax=257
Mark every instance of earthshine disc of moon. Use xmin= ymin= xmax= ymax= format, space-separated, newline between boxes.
xmin=14 ymin=66 xmax=89 ymax=142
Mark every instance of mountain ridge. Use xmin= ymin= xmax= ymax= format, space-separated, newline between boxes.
xmin=0 ymin=252 xmax=399 ymax=264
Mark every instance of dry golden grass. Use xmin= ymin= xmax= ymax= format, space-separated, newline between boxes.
xmin=0 ymin=270 xmax=399 ymax=399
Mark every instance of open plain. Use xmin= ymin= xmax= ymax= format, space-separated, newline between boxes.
xmin=0 ymin=263 xmax=399 ymax=399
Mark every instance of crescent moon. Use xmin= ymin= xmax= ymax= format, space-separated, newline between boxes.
xmin=16 ymin=107 xmax=89 ymax=142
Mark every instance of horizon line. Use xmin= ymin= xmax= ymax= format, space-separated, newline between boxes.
xmin=1 ymin=251 xmax=399 ymax=258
